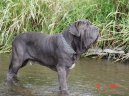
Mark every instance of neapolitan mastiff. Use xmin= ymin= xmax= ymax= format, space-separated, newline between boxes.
xmin=7 ymin=20 xmax=99 ymax=95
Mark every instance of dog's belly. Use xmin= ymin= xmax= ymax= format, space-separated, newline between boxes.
xmin=38 ymin=55 xmax=57 ymax=66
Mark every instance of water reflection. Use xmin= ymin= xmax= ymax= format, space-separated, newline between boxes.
xmin=0 ymin=54 xmax=129 ymax=96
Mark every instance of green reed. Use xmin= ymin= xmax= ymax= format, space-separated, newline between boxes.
xmin=0 ymin=0 xmax=129 ymax=54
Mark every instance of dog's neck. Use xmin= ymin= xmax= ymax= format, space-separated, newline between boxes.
xmin=62 ymin=29 xmax=73 ymax=46
xmin=62 ymin=29 xmax=82 ymax=56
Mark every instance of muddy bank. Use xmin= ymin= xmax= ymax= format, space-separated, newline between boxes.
xmin=85 ymin=48 xmax=129 ymax=62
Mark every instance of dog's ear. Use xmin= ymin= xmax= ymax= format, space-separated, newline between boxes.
xmin=69 ymin=20 xmax=91 ymax=37
xmin=69 ymin=21 xmax=80 ymax=37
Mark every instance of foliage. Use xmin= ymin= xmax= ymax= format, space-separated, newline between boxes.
xmin=0 ymin=0 xmax=129 ymax=54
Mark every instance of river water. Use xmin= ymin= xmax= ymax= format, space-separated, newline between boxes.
xmin=0 ymin=54 xmax=129 ymax=96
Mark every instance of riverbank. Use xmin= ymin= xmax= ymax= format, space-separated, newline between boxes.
xmin=84 ymin=47 xmax=129 ymax=62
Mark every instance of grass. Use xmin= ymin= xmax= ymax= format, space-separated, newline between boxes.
xmin=0 ymin=0 xmax=129 ymax=55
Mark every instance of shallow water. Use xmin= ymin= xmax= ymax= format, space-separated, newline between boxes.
xmin=0 ymin=54 xmax=129 ymax=96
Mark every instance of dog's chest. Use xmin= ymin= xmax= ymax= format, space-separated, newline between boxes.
xmin=69 ymin=63 xmax=76 ymax=69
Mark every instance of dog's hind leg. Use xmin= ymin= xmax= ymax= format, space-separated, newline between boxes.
xmin=7 ymin=43 xmax=26 ymax=85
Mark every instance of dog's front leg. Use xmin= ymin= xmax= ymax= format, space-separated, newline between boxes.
xmin=66 ymin=68 xmax=70 ymax=80
xmin=56 ymin=65 xmax=69 ymax=95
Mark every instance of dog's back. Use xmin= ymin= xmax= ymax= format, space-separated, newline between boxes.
xmin=12 ymin=32 xmax=58 ymax=65
xmin=13 ymin=32 xmax=47 ymax=45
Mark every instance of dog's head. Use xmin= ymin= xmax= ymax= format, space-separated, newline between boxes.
xmin=69 ymin=20 xmax=99 ymax=53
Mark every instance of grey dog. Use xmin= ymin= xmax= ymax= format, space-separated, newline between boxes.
xmin=7 ymin=20 xmax=99 ymax=95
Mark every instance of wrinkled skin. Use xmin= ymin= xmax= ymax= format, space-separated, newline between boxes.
xmin=7 ymin=19 xmax=99 ymax=95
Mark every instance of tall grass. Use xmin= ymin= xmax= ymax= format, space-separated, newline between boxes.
xmin=0 ymin=0 xmax=129 ymax=53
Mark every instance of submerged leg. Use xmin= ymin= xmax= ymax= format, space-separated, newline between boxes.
xmin=7 ymin=57 xmax=23 ymax=84
xmin=6 ymin=44 xmax=27 ymax=85
xmin=56 ymin=65 xmax=69 ymax=95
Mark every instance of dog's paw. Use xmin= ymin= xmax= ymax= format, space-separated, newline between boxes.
xmin=59 ymin=90 xmax=69 ymax=96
